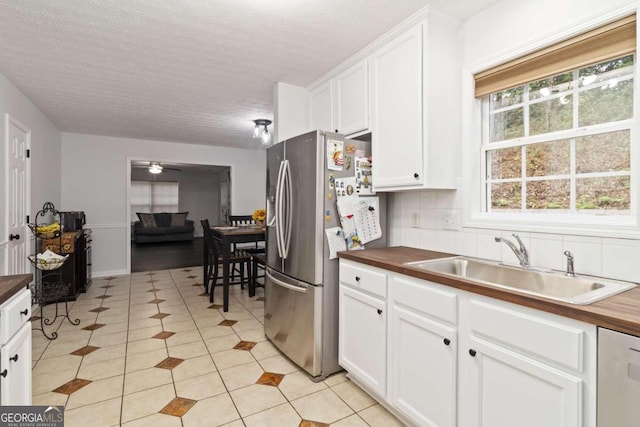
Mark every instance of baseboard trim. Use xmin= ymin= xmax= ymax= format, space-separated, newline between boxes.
xmin=93 ymin=269 xmax=128 ymax=278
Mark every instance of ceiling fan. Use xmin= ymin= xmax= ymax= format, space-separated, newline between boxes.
xmin=145 ymin=161 xmax=182 ymax=174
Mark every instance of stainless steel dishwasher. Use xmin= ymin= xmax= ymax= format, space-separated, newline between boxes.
xmin=598 ymin=327 xmax=640 ymax=426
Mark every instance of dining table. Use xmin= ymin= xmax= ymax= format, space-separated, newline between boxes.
xmin=205 ymin=225 xmax=266 ymax=312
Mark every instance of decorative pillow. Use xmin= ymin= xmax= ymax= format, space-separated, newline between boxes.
xmin=170 ymin=212 xmax=188 ymax=227
xmin=137 ymin=213 xmax=157 ymax=228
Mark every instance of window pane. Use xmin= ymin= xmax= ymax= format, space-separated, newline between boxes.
xmin=526 ymin=179 xmax=570 ymax=210
xmin=526 ymin=140 xmax=570 ymax=177
xmin=579 ymin=55 xmax=634 ymax=87
xmin=489 ymin=147 xmax=521 ymax=179
xmin=152 ymin=182 xmax=178 ymax=206
xmin=529 ymin=95 xmax=573 ymax=135
xmin=490 ymin=86 xmax=523 ymax=109
xmin=576 ymin=176 xmax=630 ymax=211
xmin=490 ymin=108 xmax=524 ymax=142
xmin=528 ymin=72 xmax=573 ymax=101
xmin=490 ymin=182 xmax=521 ymax=210
xmin=578 ymin=79 xmax=633 ymax=126
xmin=575 ymin=130 xmax=630 ymax=174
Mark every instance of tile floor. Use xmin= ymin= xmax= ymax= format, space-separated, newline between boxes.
xmin=31 ymin=267 xmax=406 ymax=426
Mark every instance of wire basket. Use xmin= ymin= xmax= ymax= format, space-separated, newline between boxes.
xmin=28 ymin=254 xmax=68 ymax=270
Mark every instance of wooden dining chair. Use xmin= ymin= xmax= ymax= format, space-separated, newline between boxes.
xmin=250 ymin=252 xmax=266 ymax=298
xmin=200 ymin=219 xmax=252 ymax=301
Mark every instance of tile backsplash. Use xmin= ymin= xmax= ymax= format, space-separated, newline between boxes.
xmin=388 ymin=190 xmax=640 ymax=283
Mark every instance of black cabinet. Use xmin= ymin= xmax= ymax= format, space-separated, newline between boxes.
xmin=41 ymin=230 xmax=91 ymax=302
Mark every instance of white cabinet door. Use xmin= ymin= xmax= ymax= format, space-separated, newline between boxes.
xmin=339 ymin=284 xmax=387 ymax=397
xmin=334 ymin=59 xmax=369 ymax=135
xmin=390 ymin=305 xmax=457 ymax=427
xmin=371 ymin=24 xmax=423 ymax=189
xmin=0 ymin=322 xmax=32 ymax=405
xmin=460 ymin=335 xmax=582 ymax=427
xmin=309 ymin=81 xmax=333 ymax=132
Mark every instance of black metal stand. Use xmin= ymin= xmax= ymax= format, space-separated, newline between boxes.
xmin=29 ymin=202 xmax=80 ymax=340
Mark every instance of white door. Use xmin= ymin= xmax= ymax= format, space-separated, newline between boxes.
xmin=371 ymin=24 xmax=423 ymax=188
xmin=0 ymin=322 xmax=32 ymax=405
xmin=390 ymin=305 xmax=457 ymax=427
xmin=461 ymin=335 xmax=582 ymax=427
xmin=4 ymin=115 xmax=30 ymax=275
xmin=338 ymin=284 xmax=387 ymax=397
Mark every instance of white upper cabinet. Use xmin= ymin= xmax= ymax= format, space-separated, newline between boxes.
xmin=371 ymin=12 xmax=461 ymax=191
xmin=309 ymin=81 xmax=333 ymax=133
xmin=371 ymin=25 xmax=423 ymax=189
xmin=333 ymin=59 xmax=369 ymax=135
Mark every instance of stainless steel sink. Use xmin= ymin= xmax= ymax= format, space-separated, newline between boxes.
xmin=405 ymin=257 xmax=636 ymax=305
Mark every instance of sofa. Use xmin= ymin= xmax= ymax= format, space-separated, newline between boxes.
xmin=133 ymin=212 xmax=195 ymax=244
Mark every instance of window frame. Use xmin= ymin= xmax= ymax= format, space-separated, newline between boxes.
xmin=462 ymin=7 xmax=640 ymax=239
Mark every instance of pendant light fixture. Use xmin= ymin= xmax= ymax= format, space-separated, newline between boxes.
xmin=253 ymin=119 xmax=272 ymax=145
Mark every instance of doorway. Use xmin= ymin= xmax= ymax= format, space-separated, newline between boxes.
xmin=1 ymin=114 xmax=31 ymax=276
xmin=128 ymin=160 xmax=230 ymax=273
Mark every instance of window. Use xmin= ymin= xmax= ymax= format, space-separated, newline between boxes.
xmin=130 ymin=181 xmax=179 ymax=222
xmin=475 ymin=14 xmax=636 ymax=224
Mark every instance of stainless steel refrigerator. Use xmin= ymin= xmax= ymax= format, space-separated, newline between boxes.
xmin=264 ymin=130 xmax=387 ymax=381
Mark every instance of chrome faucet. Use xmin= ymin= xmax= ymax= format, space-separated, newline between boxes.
xmin=564 ymin=251 xmax=575 ymax=277
xmin=495 ymin=233 xmax=530 ymax=268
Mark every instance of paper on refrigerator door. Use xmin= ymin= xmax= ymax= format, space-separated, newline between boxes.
xmin=327 ymin=140 xmax=344 ymax=171
xmin=354 ymin=197 xmax=382 ymax=244
xmin=325 ymin=227 xmax=346 ymax=259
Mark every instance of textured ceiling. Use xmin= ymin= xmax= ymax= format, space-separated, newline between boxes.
xmin=0 ymin=0 xmax=499 ymax=150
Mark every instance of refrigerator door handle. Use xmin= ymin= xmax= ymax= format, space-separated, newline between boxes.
xmin=267 ymin=269 xmax=307 ymax=293
xmin=274 ymin=160 xmax=286 ymax=258
xmin=282 ymin=159 xmax=293 ymax=260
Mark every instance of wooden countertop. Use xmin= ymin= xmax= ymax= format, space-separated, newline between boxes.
xmin=339 ymin=247 xmax=640 ymax=337
xmin=0 ymin=274 xmax=32 ymax=305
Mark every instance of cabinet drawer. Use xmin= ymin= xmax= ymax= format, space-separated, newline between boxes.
xmin=0 ymin=288 xmax=31 ymax=346
xmin=391 ymin=275 xmax=457 ymax=325
xmin=469 ymin=298 xmax=586 ymax=372
xmin=340 ymin=261 xmax=387 ymax=298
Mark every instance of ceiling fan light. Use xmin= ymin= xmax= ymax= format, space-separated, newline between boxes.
xmin=253 ymin=124 xmax=261 ymax=139
xmin=149 ymin=163 xmax=163 ymax=174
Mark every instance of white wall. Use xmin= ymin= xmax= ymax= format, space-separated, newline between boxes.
xmin=178 ymin=170 xmax=222 ymax=236
xmin=0 ymin=71 xmax=61 ymax=275
xmin=61 ymin=133 xmax=266 ymax=276
xmin=273 ymin=82 xmax=310 ymax=142
xmin=390 ymin=0 xmax=640 ymax=283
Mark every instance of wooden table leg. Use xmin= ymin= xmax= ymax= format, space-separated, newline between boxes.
xmin=222 ymin=238 xmax=230 ymax=312
xmin=203 ymin=236 xmax=208 ymax=294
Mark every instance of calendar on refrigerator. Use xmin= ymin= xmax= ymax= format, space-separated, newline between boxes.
xmin=354 ymin=197 xmax=382 ymax=244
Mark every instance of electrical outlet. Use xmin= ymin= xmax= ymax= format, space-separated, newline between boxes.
xmin=411 ymin=211 xmax=420 ymax=228
xmin=442 ymin=211 xmax=459 ymax=230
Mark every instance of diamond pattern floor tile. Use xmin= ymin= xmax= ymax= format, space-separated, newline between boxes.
xmin=219 ymin=320 xmax=237 ymax=326
xmin=149 ymin=313 xmax=170 ymax=319
xmin=160 ymin=396 xmax=197 ymax=416
xmin=153 ymin=331 xmax=176 ymax=340
xmin=156 ymin=357 xmax=185 ymax=370
xmin=234 ymin=341 xmax=257 ymax=351
xmin=70 ymin=346 xmax=100 ymax=356
xmin=32 ymin=264 xmax=403 ymax=426
xmin=52 ymin=378 xmax=92 ymax=394
xmin=256 ymin=372 xmax=285 ymax=387
xmin=82 ymin=323 xmax=105 ymax=331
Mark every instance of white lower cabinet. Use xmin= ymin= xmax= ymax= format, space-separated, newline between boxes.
xmin=1 ymin=322 xmax=32 ymax=405
xmin=0 ymin=287 xmax=32 ymax=406
xmin=461 ymin=335 xmax=582 ymax=427
xmin=390 ymin=305 xmax=457 ymax=426
xmin=338 ymin=260 xmax=596 ymax=427
xmin=339 ymin=283 xmax=387 ymax=398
